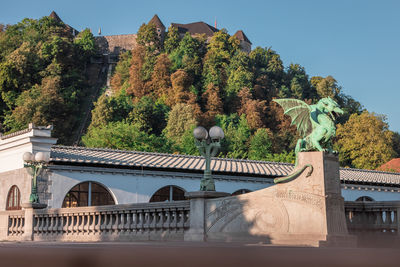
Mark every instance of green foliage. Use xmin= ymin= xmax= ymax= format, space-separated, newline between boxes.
xmin=129 ymin=96 xmax=169 ymax=135
xmin=82 ymin=121 xmax=172 ymax=152
xmin=164 ymin=26 xmax=180 ymax=54
xmin=2 ymin=15 xmax=396 ymax=170
xmin=164 ymin=103 xmax=197 ymax=146
xmin=0 ymin=14 xmax=94 ymax=144
xmin=248 ymin=128 xmax=272 ymax=160
xmin=216 ymin=114 xmax=250 ymax=159
xmin=336 ymin=111 xmax=395 ymax=169
xmin=202 ymin=30 xmax=238 ymax=89
xmin=225 ymin=51 xmax=253 ymax=106
xmin=89 ymin=90 xmax=134 ymax=130
xmin=74 ymin=28 xmax=96 ymax=61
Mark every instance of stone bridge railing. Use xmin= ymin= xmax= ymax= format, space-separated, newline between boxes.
xmin=2 ymin=199 xmax=400 ymax=244
xmin=345 ymin=201 xmax=400 ymax=234
xmin=0 ymin=201 xmax=190 ymax=242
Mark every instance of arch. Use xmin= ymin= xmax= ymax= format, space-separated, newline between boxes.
xmin=149 ymin=185 xmax=187 ymax=202
xmin=356 ymin=196 xmax=374 ymax=202
xmin=231 ymin=189 xmax=252 ymax=196
xmin=6 ymin=185 xmax=21 ymax=210
xmin=62 ymin=181 xmax=115 ymax=208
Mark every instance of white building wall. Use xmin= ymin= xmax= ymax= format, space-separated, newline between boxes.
xmin=342 ymin=187 xmax=400 ymax=201
xmin=47 ymin=167 xmax=274 ymax=208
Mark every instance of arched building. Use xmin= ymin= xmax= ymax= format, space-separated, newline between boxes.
xmin=1 ymin=124 xmax=400 ymax=210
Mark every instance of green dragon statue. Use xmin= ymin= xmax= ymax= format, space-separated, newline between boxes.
xmin=272 ymin=97 xmax=344 ymax=183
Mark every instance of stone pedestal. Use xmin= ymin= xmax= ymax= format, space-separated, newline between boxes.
xmin=22 ymin=202 xmax=47 ymax=241
xmin=201 ymin=152 xmax=356 ymax=246
xmin=184 ymin=191 xmax=229 ymax=242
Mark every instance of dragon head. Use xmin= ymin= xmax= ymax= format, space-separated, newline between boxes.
xmin=317 ymin=97 xmax=344 ymax=120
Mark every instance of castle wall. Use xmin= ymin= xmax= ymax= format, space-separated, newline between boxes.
xmin=95 ymin=34 xmax=137 ymax=55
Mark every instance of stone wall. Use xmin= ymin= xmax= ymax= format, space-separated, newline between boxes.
xmin=95 ymin=34 xmax=137 ymax=55
xmin=185 ymin=152 xmax=356 ymax=246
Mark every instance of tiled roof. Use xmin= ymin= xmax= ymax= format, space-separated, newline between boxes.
xmin=49 ymin=11 xmax=62 ymax=23
xmin=50 ymin=146 xmax=293 ymax=177
xmin=340 ymin=167 xmax=400 ymax=185
xmin=234 ymin=30 xmax=252 ymax=44
xmin=50 ymin=146 xmax=400 ymax=186
xmin=170 ymin=22 xmax=218 ymax=37
xmin=148 ymin=14 xmax=165 ymax=29
xmin=377 ymin=158 xmax=400 ymax=173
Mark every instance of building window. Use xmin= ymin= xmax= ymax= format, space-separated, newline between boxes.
xmin=62 ymin=181 xmax=115 ymax=208
xmin=356 ymin=196 xmax=374 ymax=202
xmin=6 ymin=185 xmax=21 ymax=210
xmin=231 ymin=189 xmax=252 ymax=196
xmin=149 ymin=185 xmax=186 ymax=202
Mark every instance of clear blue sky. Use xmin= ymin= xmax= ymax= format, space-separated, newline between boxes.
xmin=1 ymin=0 xmax=399 ymax=132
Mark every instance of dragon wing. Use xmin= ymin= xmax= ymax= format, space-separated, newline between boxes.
xmin=273 ymin=99 xmax=313 ymax=137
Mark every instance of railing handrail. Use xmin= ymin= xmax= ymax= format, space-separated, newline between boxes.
xmin=33 ymin=200 xmax=190 ymax=215
xmin=345 ymin=201 xmax=400 ymax=209
xmin=0 ymin=210 xmax=25 ymax=216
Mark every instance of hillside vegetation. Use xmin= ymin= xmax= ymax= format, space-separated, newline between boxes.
xmin=0 ymin=17 xmax=96 ymax=144
xmin=0 ymin=16 xmax=399 ymax=170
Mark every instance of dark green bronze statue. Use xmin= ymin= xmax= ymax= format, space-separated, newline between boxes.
xmin=272 ymin=97 xmax=344 ymax=183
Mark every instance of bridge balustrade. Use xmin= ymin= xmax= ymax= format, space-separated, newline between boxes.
xmin=0 ymin=201 xmax=189 ymax=242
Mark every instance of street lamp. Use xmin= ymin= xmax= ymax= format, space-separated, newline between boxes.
xmin=22 ymin=152 xmax=50 ymax=204
xmin=193 ymin=126 xmax=224 ymax=191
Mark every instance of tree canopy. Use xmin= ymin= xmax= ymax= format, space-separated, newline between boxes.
xmin=2 ymin=15 xmax=398 ymax=169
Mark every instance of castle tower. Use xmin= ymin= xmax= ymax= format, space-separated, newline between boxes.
xmin=148 ymin=14 xmax=166 ymax=42
xmin=234 ymin=30 xmax=252 ymax=53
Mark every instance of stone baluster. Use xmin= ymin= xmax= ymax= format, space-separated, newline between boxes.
xmin=149 ymin=210 xmax=156 ymax=229
xmin=124 ymin=212 xmax=130 ymax=232
xmin=57 ymin=215 xmax=63 ymax=234
xmin=66 ymin=214 xmax=72 ymax=234
xmin=106 ymin=212 xmax=113 ymax=233
xmin=17 ymin=216 xmax=23 ymax=235
xmin=178 ymin=209 xmax=184 ymax=228
xmin=138 ymin=211 xmax=143 ymax=230
xmin=94 ymin=213 xmax=101 ymax=233
xmin=131 ymin=211 xmax=138 ymax=231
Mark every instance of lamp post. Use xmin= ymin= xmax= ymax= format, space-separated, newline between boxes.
xmin=193 ymin=126 xmax=224 ymax=191
xmin=22 ymin=152 xmax=49 ymax=204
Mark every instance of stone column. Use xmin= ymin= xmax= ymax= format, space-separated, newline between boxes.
xmin=184 ymin=191 xmax=229 ymax=242
xmin=22 ymin=203 xmax=47 ymax=241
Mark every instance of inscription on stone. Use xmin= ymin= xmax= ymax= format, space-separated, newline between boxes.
xmin=276 ymin=190 xmax=323 ymax=210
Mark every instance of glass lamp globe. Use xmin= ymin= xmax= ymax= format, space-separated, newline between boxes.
xmin=23 ymin=152 xmax=34 ymax=162
xmin=35 ymin=152 xmax=49 ymax=163
xmin=193 ymin=126 xmax=208 ymax=140
xmin=209 ymin=126 xmax=224 ymax=140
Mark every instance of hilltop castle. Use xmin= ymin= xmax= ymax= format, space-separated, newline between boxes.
xmin=94 ymin=14 xmax=252 ymax=56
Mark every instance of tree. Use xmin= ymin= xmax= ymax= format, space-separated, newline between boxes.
xmin=74 ymin=28 xmax=96 ymax=61
xmin=136 ymin=23 xmax=160 ymax=53
xmin=150 ymin=53 xmax=171 ymax=99
xmin=88 ymin=90 xmax=134 ymax=130
xmin=164 ymin=103 xmax=197 ymax=147
xmin=216 ymin=114 xmax=250 ymax=159
xmin=202 ymin=30 xmax=238 ymax=89
xmin=136 ymin=23 xmax=160 ymax=81
xmin=164 ymin=26 xmax=180 ymax=54
xmin=311 ymin=75 xmax=340 ymax=99
xmin=225 ymin=51 xmax=253 ymax=110
xmin=248 ymin=128 xmax=273 ymax=160
xmin=237 ymin=87 xmax=267 ymax=129
xmin=286 ymin=64 xmax=315 ymax=100
xmin=82 ymin=121 xmax=171 ymax=153
xmin=129 ymin=96 xmax=169 ymax=135
xmin=202 ymin=83 xmax=223 ymax=126
xmin=110 ymin=51 xmax=131 ymax=92
xmin=127 ymin=45 xmax=146 ymax=97
xmin=336 ymin=111 xmax=395 ymax=169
